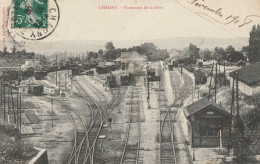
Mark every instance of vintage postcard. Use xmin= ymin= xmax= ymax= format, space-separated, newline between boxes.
xmin=0 ymin=0 xmax=260 ymax=163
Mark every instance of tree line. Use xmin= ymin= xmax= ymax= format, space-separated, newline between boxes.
xmin=103 ymin=42 xmax=169 ymax=61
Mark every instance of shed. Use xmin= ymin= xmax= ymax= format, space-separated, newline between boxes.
xmin=235 ymin=60 xmax=247 ymax=67
xmin=184 ymin=98 xmax=231 ymax=147
xmin=229 ymin=62 xmax=260 ymax=95
xmin=18 ymin=85 xmax=29 ymax=95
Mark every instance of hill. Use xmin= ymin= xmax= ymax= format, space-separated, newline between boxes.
xmin=3 ymin=37 xmax=249 ymax=55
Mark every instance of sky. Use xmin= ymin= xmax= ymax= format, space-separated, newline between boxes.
xmin=0 ymin=0 xmax=260 ymax=43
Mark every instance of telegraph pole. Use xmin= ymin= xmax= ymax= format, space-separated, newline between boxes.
xmin=20 ymin=92 xmax=22 ymax=132
xmin=219 ymin=61 xmax=221 ymax=86
xmin=215 ymin=63 xmax=218 ymax=103
xmin=228 ymin=72 xmax=235 ymax=155
xmin=208 ymin=63 xmax=214 ymax=100
xmin=224 ymin=61 xmax=226 ymax=87
xmin=58 ymin=74 xmax=61 ymax=94
xmin=56 ymin=55 xmax=58 ymax=86
xmin=51 ymin=98 xmax=54 ymax=127
xmin=0 ymin=79 xmax=2 ymax=122
xmin=10 ymin=86 xmax=16 ymax=123
xmin=147 ymin=77 xmax=150 ymax=101
xmin=3 ymin=71 xmax=6 ymax=121
xmin=16 ymin=90 xmax=19 ymax=128
xmin=65 ymin=74 xmax=67 ymax=90
xmin=8 ymin=83 xmax=10 ymax=123
xmin=236 ymin=73 xmax=239 ymax=116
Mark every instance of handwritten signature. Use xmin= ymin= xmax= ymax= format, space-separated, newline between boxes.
xmin=176 ymin=0 xmax=260 ymax=28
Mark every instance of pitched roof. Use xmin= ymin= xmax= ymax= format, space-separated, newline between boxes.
xmin=115 ymin=51 xmax=147 ymax=61
xmin=184 ymin=97 xmax=230 ymax=118
xmin=229 ymin=62 xmax=260 ymax=86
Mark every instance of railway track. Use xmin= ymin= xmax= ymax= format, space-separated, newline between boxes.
xmin=159 ymin=62 xmax=194 ymax=164
xmin=35 ymin=74 xmax=121 ymax=164
xmin=120 ymin=84 xmax=142 ymax=164
xmin=59 ymin=99 xmax=88 ymax=164
xmin=158 ymin=66 xmax=177 ymax=164
xmin=73 ymin=78 xmax=121 ymax=164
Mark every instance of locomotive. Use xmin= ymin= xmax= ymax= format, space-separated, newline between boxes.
xmin=106 ymin=74 xmax=117 ymax=88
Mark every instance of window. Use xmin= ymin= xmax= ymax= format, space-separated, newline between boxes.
xmin=23 ymin=88 xmax=25 ymax=92
xmin=200 ymin=128 xmax=219 ymax=137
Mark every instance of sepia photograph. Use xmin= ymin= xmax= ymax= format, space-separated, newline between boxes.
xmin=0 ymin=0 xmax=260 ymax=163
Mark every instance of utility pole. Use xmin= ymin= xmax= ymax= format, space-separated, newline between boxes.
xmin=58 ymin=74 xmax=61 ymax=94
xmin=181 ymin=66 xmax=183 ymax=77
xmin=236 ymin=73 xmax=239 ymax=116
xmin=56 ymin=55 xmax=58 ymax=86
xmin=215 ymin=63 xmax=218 ymax=103
xmin=147 ymin=77 xmax=150 ymax=101
xmin=51 ymin=98 xmax=54 ymax=127
xmin=65 ymin=74 xmax=67 ymax=90
xmin=198 ymin=84 xmax=200 ymax=99
xmin=8 ymin=83 xmax=10 ymax=123
xmin=224 ymin=61 xmax=226 ymax=87
xmin=219 ymin=61 xmax=221 ymax=86
xmin=70 ymin=76 xmax=73 ymax=95
xmin=20 ymin=92 xmax=22 ymax=132
xmin=3 ymin=71 xmax=6 ymax=121
xmin=17 ymin=90 xmax=19 ymax=128
xmin=10 ymin=86 xmax=16 ymax=123
xmin=228 ymin=72 xmax=235 ymax=155
xmin=208 ymin=63 xmax=214 ymax=100
xmin=0 ymin=79 xmax=2 ymax=122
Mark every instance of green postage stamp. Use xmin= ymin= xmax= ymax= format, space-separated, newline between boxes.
xmin=13 ymin=0 xmax=48 ymax=28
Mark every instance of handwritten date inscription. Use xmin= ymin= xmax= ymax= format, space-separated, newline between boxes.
xmin=177 ymin=0 xmax=260 ymax=28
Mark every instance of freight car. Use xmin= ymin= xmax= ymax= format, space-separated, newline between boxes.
xmin=96 ymin=66 xmax=110 ymax=74
xmin=47 ymin=66 xmax=56 ymax=72
xmin=34 ymin=71 xmax=48 ymax=80
xmin=72 ymin=68 xmax=80 ymax=76
xmin=172 ymin=61 xmax=179 ymax=68
xmin=121 ymin=73 xmax=134 ymax=86
xmin=194 ymin=70 xmax=207 ymax=85
xmin=29 ymin=85 xmax=44 ymax=96
xmin=147 ymin=69 xmax=156 ymax=77
xmin=86 ymin=70 xmax=94 ymax=76
xmin=168 ymin=65 xmax=173 ymax=71
xmin=4 ymin=70 xmax=19 ymax=81
xmin=23 ymin=67 xmax=35 ymax=78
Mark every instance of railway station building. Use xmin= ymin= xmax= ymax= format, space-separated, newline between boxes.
xmin=114 ymin=51 xmax=147 ymax=69
xmin=183 ymin=98 xmax=231 ymax=148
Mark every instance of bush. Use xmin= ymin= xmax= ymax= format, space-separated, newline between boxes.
xmin=0 ymin=133 xmax=38 ymax=163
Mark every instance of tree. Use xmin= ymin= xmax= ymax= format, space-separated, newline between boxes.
xmin=215 ymin=47 xmax=227 ymax=61
xmin=226 ymin=51 xmax=244 ymax=62
xmin=105 ymin=41 xmax=115 ymax=51
xmin=98 ymin=49 xmax=104 ymax=56
xmin=231 ymin=116 xmax=250 ymax=163
xmin=248 ymin=25 xmax=260 ymax=63
xmin=150 ymin=49 xmax=169 ymax=61
xmin=225 ymin=46 xmax=244 ymax=62
xmin=225 ymin=45 xmax=235 ymax=55
xmin=88 ymin=51 xmax=98 ymax=61
xmin=201 ymin=49 xmax=212 ymax=61
xmin=188 ymin=43 xmax=200 ymax=63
